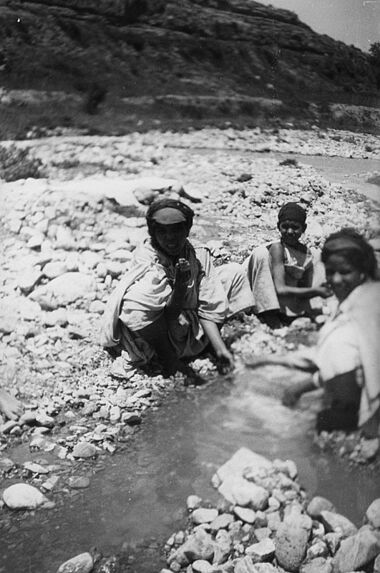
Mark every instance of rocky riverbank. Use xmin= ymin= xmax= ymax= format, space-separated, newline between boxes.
xmin=161 ymin=448 xmax=380 ymax=573
xmin=0 ymin=127 xmax=379 ymax=569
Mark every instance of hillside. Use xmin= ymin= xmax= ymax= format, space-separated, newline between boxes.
xmin=0 ymin=0 xmax=379 ymax=136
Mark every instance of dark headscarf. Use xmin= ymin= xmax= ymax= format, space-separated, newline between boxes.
xmin=278 ymin=202 xmax=307 ymax=225
xmin=322 ymin=228 xmax=378 ymax=279
xmin=146 ymin=199 xmax=194 ymax=237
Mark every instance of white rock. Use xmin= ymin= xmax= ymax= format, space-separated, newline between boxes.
xmin=55 ymin=226 xmax=76 ymax=249
xmin=72 ymin=442 xmax=98 ymax=459
xmin=192 ymin=507 xmax=219 ymax=525
xmin=366 ymin=498 xmax=380 ymax=529
xmin=187 ymin=494 xmax=202 ymax=510
xmin=56 ymin=551 xmax=94 ymax=573
xmin=31 ymin=272 xmax=96 ymax=306
xmin=43 ymin=261 xmax=68 ymax=279
xmin=192 ymin=560 xmax=214 ymax=573
xmin=18 ymin=270 xmax=43 ymax=294
xmin=3 ymin=483 xmax=48 ymax=509
xmin=233 ymin=506 xmax=256 ymax=524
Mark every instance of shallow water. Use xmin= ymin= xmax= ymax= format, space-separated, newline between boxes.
xmin=1 ymin=368 xmax=379 ymax=573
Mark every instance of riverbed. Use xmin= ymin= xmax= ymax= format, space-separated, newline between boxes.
xmin=1 ymin=367 xmax=379 ymax=573
xmin=0 ymin=133 xmax=379 ymax=572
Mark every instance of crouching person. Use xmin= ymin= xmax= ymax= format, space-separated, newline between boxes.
xmin=100 ymin=199 xmax=254 ymax=384
xmin=246 ymin=229 xmax=380 ymax=437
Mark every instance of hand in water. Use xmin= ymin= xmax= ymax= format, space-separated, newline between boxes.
xmin=216 ymin=349 xmax=234 ymax=375
xmin=282 ymin=387 xmax=301 ymax=408
xmin=162 ymin=359 xmax=206 ymax=386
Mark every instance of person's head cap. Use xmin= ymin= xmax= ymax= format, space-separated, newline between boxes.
xmin=278 ymin=202 xmax=307 ymax=225
xmin=150 ymin=207 xmax=187 ymax=225
xmin=146 ymin=199 xmax=194 ymax=236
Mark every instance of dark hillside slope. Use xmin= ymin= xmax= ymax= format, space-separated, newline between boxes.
xmin=0 ymin=0 xmax=378 ymax=104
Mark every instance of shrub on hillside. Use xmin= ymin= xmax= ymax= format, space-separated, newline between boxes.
xmin=369 ymin=42 xmax=380 ymax=88
xmin=0 ymin=145 xmax=45 ymax=182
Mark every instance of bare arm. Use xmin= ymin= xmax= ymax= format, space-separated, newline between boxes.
xmin=269 ymin=243 xmax=330 ymax=299
xmin=199 ymin=318 xmax=234 ymax=374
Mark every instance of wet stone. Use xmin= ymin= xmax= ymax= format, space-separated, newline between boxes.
xmin=23 ymin=461 xmax=50 ymax=474
xmin=56 ymin=551 xmax=94 ymax=573
xmin=187 ymin=495 xmax=202 ymax=511
xmin=68 ymin=476 xmax=90 ymax=489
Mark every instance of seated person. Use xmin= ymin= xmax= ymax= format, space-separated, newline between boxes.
xmin=100 ymin=198 xmax=254 ymax=384
xmin=243 ymin=202 xmax=330 ymax=327
xmin=246 ymin=229 xmax=380 ymax=437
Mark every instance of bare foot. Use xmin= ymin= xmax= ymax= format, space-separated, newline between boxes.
xmin=0 ymin=390 xmax=23 ymax=421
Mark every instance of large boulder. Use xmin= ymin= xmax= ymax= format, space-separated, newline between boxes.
xmin=275 ymin=511 xmax=312 ymax=572
xmin=332 ymin=527 xmax=380 ymax=572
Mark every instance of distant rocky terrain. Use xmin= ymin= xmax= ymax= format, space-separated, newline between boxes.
xmin=1 ymin=0 xmax=380 ymax=138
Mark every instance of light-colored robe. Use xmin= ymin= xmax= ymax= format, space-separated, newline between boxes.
xmin=100 ymin=239 xmax=254 ymax=365
xmin=290 ymin=281 xmax=380 ymax=430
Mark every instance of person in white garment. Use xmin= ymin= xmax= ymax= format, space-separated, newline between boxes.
xmin=246 ymin=228 xmax=380 ymax=436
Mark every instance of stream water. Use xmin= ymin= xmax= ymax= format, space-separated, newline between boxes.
xmin=1 ymin=368 xmax=379 ymax=573
xmin=0 ymin=152 xmax=379 ymax=573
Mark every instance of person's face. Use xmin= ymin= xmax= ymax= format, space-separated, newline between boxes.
xmin=153 ymin=222 xmax=189 ymax=257
xmin=278 ymin=219 xmax=305 ymax=246
xmin=324 ymin=253 xmax=365 ymax=303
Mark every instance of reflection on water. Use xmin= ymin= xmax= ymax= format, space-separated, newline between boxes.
xmin=1 ymin=370 xmax=379 ymax=573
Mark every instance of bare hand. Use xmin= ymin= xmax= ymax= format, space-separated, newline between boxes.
xmin=282 ymin=387 xmax=301 ymax=407
xmin=174 ymin=258 xmax=192 ymax=288
xmin=216 ymin=349 xmax=235 ymax=375
xmin=315 ymin=284 xmax=333 ymax=299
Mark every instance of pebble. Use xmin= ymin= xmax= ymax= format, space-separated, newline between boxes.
xmin=72 ymin=442 xmax=98 ymax=459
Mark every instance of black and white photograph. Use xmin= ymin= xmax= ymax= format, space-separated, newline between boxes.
xmin=0 ymin=1 xmax=379 ymax=572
